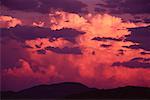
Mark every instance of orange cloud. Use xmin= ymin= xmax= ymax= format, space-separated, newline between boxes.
xmin=0 ymin=16 xmax=22 ymax=28
xmin=49 ymin=11 xmax=137 ymax=38
xmin=33 ymin=21 xmax=45 ymax=27
xmin=24 ymin=11 xmax=150 ymax=86
xmin=1 ymin=11 xmax=150 ymax=91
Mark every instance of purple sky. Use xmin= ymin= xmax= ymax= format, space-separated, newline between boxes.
xmin=0 ymin=0 xmax=150 ymax=91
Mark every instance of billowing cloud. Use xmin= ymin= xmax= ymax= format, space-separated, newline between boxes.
xmin=1 ymin=10 xmax=150 ymax=91
xmin=49 ymin=11 xmax=136 ymax=39
xmin=0 ymin=16 xmax=22 ymax=28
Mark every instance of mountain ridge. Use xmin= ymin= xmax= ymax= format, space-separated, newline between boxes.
xmin=1 ymin=82 xmax=150 ymax=99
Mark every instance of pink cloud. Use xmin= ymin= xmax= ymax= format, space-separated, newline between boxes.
xmin=1 ymin=11 xmax=150 ymax=91
xmin=0 ymin=16 xmax=22 ymax=28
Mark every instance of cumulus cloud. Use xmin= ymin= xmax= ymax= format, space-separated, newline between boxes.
xmin=49 ymin=11 xmax=136 ymax=38
xmin=1 ymin=11 xmax=150 ymax=91
xmin=0 ymin=16 xmax=22 ymax=28
xmin=48 ymin=11 xmax=142 ymax=53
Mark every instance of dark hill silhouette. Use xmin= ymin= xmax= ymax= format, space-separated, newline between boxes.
xmin=1 ymin=82 xmax=94 ymax=99
xmin=1 ymin=82 xmax=150 ymax=99
xmin=66 ymin=86 xmax=150 ymax=99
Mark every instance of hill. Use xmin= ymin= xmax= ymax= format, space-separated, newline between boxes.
xmin=1 ymin=82 xmax=150 ymax=99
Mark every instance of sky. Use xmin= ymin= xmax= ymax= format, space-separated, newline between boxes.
xmin=0 ymin=0 xmax=150 ymax=91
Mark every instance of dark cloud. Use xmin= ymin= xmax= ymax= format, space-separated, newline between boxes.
xmin=120 ymin=0 xmax=150 ymax=14
xmin=125 ymin=26 xmax=150 ymax=51
xmin=22 ymin=44 xmax=33 ymax=49
xmin=92 ymin=37 xmax=122 ymax=42
xmin=140 ymin=52 xmax=150 ymax=55
xmin=118 ymin=49 xmax=124 ymax=55
xmin=50 ymin=28 xmax=85 ymax=43
xmin=1 ymin=25 xmax=51 ymax=41
xmin=1 ymin=25 xmax=84 ymax=43
xmin=96 ymin=0 xmax=150 ymax=14
xmin=100 ymin=44 xmax=112 ymax=48
xmin=143 ymin=18 xmax=150 ymax=23
xmin=129 ymin=18 xmax=150 ymax=24
xmin=45 ymin=46 xmax=82 ymax=55
xmin=122 ymin=45 xmax=142 ymax=50
xmin=112 ymin=57 xmax=150 ymax=68
xmin=35 ymin=44 xmax=42 ymax=48
xmin=37 ymin=49 xmax=46 ymax=54
xmin=129 ymin=19 xmax=143 ymax=23
xmin=1 ymin=0 xmax=87 ymax=14
xmin=0 ymin=25 xmax=84 ymax=69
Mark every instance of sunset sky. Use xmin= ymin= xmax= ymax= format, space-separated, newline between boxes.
xmin=1 ymin=0 xmax=150 ymax=91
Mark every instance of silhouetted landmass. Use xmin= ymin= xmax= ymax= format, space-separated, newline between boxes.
xmin=1 ymin=82 xmax=150 ymax=99
xmin=66 ymin=86 xmax=150 ymax=99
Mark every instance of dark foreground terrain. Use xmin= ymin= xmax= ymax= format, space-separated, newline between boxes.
xmin=1 ymin=82 xmax=150 ymax=99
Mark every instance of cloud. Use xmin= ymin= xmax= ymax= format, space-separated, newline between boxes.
xmin=25 ymin=38 xmax=73 ymax=49
xmin=1 ymin=38 xmax=29 ymax=69
xmin=100 ymin=44 xmax=112 ymax=48
xmin=1 ymin=25 xmax=84 ymax=43
xmin=1 ymin=25 xmax=51 ymax=41
xmin=125 ymin=25 xmax=150 ymax=51
xmin=1 ymin=10 xmax=150 ymax=91
xmin=32 ymin=21 xmax=45 ymax=27
xmin=92 ymin=37 xmax=122 ymax=42
xmin=24 ymin=37 xmax=82 ymax=55
xmin=0 ymin=16 xmax=22 ymax=28
xmin=50 ymin=28 xmax=85 ymax=43
xmin=45 ymin=46 xmax=82 ymax=55
xmin=140 ymin=52 xmax=150 ymax=55
xmin=49 ymin=11 xmax=136 ymax=40
xmin=1 ymin=0 xmax=87 ymax=14
xmin=0 ymin=7 xmax=51 ymax=27
xmin=143 ymin=18 xmax=150 ymax=23
xmin=1 ymin=59 xmax=59 ymax=91
xmin=37 ymin=49 xmax=46 ymax=54
xmin=95 ymin=0 xmax=150 ymax=14
xmin=112 ymin=57 xmax=150 ymax=68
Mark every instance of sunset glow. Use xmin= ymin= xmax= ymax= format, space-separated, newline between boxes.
xmin=1 ymin=0 xmax=150 ymax=92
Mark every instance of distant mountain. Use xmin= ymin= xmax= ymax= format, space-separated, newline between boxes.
xmin=1 ymin=82 xmax=94 ymax=99
xmin=66 ymin=86 xmax=150 ymax=99
xmin=1 ymin=82 xmax=150 ymax=99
